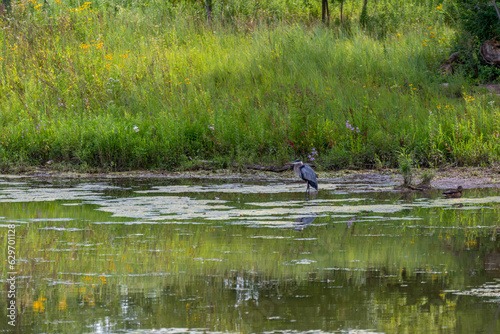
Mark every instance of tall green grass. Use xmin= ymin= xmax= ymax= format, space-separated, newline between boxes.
xmin=0 ymin=0 xmax=498 ymax=171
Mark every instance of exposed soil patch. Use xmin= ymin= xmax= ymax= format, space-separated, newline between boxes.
xmin=479 ymin=84 xmax=500 ymax=96
xmin=2 ymin=166 xmax=500 ymax=190
xmin=426 ymin=167 xmax=500 ymax=189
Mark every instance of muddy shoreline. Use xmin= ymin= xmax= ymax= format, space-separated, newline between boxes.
xmin=2 ymin=166 xmax=500 ymax=190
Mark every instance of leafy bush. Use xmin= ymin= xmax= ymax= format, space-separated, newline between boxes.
xmin=453 ymin=0 xmax=500 ymax=80
xmin=456 ymin=0 xmax=500 ymax=42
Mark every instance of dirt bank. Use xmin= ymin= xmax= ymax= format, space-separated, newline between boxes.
xmin=2 ymin=166 xmax=500 ymax=190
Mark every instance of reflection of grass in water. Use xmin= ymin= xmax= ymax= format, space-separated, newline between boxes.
xmin=3 ymin=196 xmax=499 ymax=285
xmin=7 ymin=219 xmax=498 ymax=333
xmin=8 ymin=214 xmax=492 ymax=284
xmin=14 ymin=268 xmax=480 ymax=334
xmin=3 ymin=204 xmax=500 ymax=333
xmin=2 ymin=183 xmax=500 ymax=333
xmin=0 ymin=201 xmax=130 ymax=222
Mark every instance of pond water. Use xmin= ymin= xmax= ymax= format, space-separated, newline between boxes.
xmin=1 ymin=175 xmax=500 ymax=333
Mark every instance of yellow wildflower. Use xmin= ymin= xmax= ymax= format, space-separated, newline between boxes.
xmin=33 ymin=301 xmax=45 ymax=312
xmin=33 ymin=297 xmax=46 ymax=312
xmin=58 ymin=299 xmax=68 ymax=310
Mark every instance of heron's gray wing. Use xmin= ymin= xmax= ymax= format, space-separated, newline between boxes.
xmin=300 ymin=164 xmax=317 ymax=181
xmin=300 ymin=164 xmax=318 ymax=190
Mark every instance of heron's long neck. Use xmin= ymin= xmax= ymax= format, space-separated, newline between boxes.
xmin=294 ymin=163 xmax=303 ymax=177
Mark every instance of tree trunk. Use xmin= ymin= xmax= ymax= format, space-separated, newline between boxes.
xmin=340 ymin=0 xmax=344 ymax=23
xmin=1 ymin=0 xmax=10 ymax=13
xmin=327 ymin=0 xmax=330 ymax=21
xmin=360 ymin=0 xmax=369 ymax=27
xmin=322 ymin=0 xmax=325 ymax=22
xmin=322 ymin=0 xmax=330 ymax=23
xmin=206 ymin=0 xmax=212 ymax=22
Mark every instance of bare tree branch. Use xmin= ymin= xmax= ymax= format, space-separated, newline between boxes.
xmin=491 ymin=0 xmax=500 ymax=23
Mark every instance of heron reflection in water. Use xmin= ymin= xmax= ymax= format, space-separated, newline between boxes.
xmin=293 ymin=215 xmax=317 ymax=231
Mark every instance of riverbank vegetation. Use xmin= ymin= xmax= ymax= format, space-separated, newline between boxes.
xmin=1 ymin=0 xmax=499 ymax=172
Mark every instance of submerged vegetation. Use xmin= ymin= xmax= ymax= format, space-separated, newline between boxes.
xmin=0 ymin=0 xmax=499 ymax=172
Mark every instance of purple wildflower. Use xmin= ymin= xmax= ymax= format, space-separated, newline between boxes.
xmin=308 ymin=147 xmax=318 ymax=162
xmin=346 ymin=120 xmax=360 ymax=133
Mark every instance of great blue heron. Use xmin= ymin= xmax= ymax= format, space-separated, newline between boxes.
xmin=443 ymin=186 xmax=463 ymax=198
xmin=288 ymin=159 xmax=318 ymax=194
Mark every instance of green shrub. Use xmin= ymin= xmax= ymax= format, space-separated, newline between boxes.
xmin=452 ymin=0 xmax=500 ymax=80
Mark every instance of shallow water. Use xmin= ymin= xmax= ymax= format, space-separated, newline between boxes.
xmin=1 ymin=176 xmax=500 ymax=333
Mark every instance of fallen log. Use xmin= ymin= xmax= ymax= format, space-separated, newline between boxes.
xmin=480 ymin=39 xmax=500 ymax=65
xmin=232 ymin=163 xmax=293 ymax=173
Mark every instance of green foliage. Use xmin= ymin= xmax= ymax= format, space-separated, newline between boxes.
xmin=398 ymin=148 xmax=413 ymax=186
xmin=456 ymin=0 xmax=500 ymax=42
xmin=452 ymin=0 xmax=500 ymax=80
xmin=420 ymin=168 xmax=435 ymax=184
xmin=0 ymin=0 xmax=499 ymax=172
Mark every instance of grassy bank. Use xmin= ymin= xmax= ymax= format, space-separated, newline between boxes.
xmin=1 ymin=0 xmax=499 ymax=172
